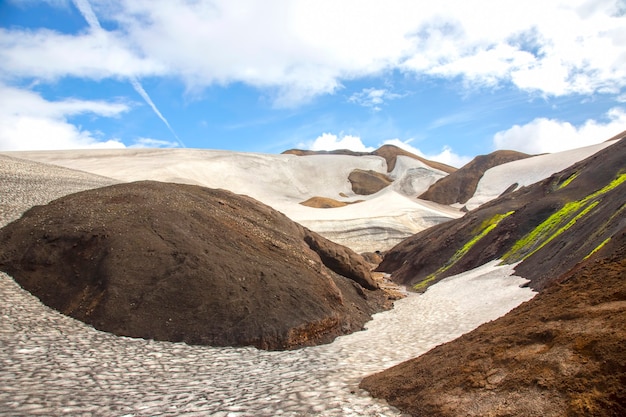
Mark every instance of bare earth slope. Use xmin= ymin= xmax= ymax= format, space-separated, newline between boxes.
xmin=378 ymin=137 xmax=626 ymax=291
xmin=419 ymin=150 xmax=531 ymax=205
xmin=361 ymin=229 xmax=626 ymax=417
xmin=0 ymin=181 xmax=389 ymax=350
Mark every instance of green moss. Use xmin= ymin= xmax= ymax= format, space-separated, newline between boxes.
xmin=586 ymin=172 xmax=626 ymax=199
xmin=584 ymin=237 xmax=611 ymax=260
xmin=413 ymin=211 xmax=514 ymax=291
xmin=413 ymin=275 xmax=437 ymax=291
xmin=503 ymin=172 xmax=626 ymax=263
xmin=557 ymin=172 xmax=579 ymax=189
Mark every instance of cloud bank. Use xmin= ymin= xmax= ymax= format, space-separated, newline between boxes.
xmin=0 ymin=84 xmax=127 ymax=150
xmin=1 ymin=0 xmax=624 ymax=152
xmin=2 ymin=0 xmax=624 ymax=104
xmin=493 ymin=107 xmax=626 ymax=154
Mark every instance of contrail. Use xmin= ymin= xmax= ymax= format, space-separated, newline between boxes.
xmin=129 ymin=78 xmax=184 ymax=146
xmin=71 ymin=0 xmax=185 ymax=147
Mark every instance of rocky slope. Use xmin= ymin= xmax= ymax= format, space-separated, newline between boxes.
xmin=0 ymin=181 xmax=391 ymax=350
xmin=418 ymin=150 xmax=531 ymax=206
xmin=377 ymin=137 xmax=626 ymax=291
xmin=361 ymin=228 xmax=626 ymax=417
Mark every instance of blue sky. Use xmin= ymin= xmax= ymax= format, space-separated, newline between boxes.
xmin=1 ymin=0 xmax=625 ymax=167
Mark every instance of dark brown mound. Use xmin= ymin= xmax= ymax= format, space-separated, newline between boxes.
xmin=361 ymin=229 xmax=626 ymax=417
xmin=0 ymin=181 xmax=388 ymax=350
xmin=348 ymin=169 xmax=392 ymax=195
xmin=419 ymin=150 xmax=531 ymax=205
xmin=283 ymin=144 xmax=457 ymax=174
xmin=378 ymin=136 xmax=626 ymax=291
xmin=299 ymin=196 xmax=363 ymax=208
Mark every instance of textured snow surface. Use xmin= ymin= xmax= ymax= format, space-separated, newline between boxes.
xmin=1 ymin=262 xmax=535 ymax=416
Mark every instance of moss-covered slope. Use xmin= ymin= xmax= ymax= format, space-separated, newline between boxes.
xmin=377 ymin=137 xmax=626 ymax=291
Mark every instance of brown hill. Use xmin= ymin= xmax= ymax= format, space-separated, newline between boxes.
xmin=0 ymin=181 xmax=390 ymax=350
xmin=418 ymin=150 xmax=531 ymax=205
xmin=361 ymin=228 xmax=626 ymax=417
xmin=348 ymin=169 xmax=393 ymax=195
xmin=377 ymin=137 xmax=626 ymax=291
xmin=283 ymin=144 xmax=457 ymax=174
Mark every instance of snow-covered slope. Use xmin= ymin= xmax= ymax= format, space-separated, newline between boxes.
xmin=465 ymin=140 xmax=618 ymax=210
xmin=4 ymin=148 xmax=459 ymax=253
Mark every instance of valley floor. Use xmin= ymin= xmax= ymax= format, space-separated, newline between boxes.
xmin=1 ymin=262 xmax=534 ymax=416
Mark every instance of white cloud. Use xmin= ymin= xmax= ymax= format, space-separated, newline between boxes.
xmin=493 ymin=107 xmax=626 ymax=154
xmin=129 ymin=137 xmax=179 ymax=148
xmin=2 ymin=0 xmax=623 ymax=105
xmin=307 ymin=133 xmax=375 ymax=152
xmin=348 ymin=88 xmax=403 ymax=111
xmin=0 ymin=27 xmax=164 ymax=82
xmin=0 ymin=84 xmax=128 ymax=150
xmin=383 ymin=139 xmax=472 ymax=168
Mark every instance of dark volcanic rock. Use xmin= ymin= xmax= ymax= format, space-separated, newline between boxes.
xmin=0 ymin=181 xmax=387 ymax=350
xmin=348 ymin=169 xmax=392 ymax=195
xmin=361 ymin=229 xmax=626 ymax=417
xmin=419 ymin=150 xmax=531 ymax=205
xmin=378 ymin=136 xmax=626 ymax=291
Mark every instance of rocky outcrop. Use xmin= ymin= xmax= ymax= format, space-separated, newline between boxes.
xmin=299 ymin=196 xmax=361 ymax=208
xmin=361 ymin=229 xmax=626 ymax=417
xmin=378 ymin=137 xmax=626 ymax=291
xmin=348 ymin=169 xmax=392 ymax=195
xmin=419 ymin=150 xmax=531 ymax=205
xmin=0 ymin=181 xmax=389 ymax=350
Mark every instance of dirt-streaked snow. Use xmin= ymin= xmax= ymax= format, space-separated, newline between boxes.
xmin=0 ymin=261 xmax=534 ymax=417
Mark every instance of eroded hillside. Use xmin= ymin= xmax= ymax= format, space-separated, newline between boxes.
xmin=378 ymin=137 xmax=626 ymax=291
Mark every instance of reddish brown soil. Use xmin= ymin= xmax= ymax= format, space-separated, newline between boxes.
xmin=0 ymin=181 xmax=391 ymax=350
xmin=361 ymin=230 xmax=626 ymax=417
xmin=299 ymin=197 xmax=364 ymax=208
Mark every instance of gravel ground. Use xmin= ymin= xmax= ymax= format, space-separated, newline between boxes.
xmin=0 ymin=155 xmax=118 ymax=227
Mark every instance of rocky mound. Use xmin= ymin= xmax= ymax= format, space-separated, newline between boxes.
xmin=0 ymin=181 xmax=389 ymax=350
xmin=419 ymin=150 xmax=531 ymax=205
xmin=299 ymin=197 xmax=363 ymax=208
xmin=378 ymin=137 xmax=626 ymax=291
xmin=283 ymin=144 xmax=456 ymax=174
xmin=361 ymin=229 xmax=626 ymax=417
xmin=348 ymin=169 xmax=393 ymax=195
